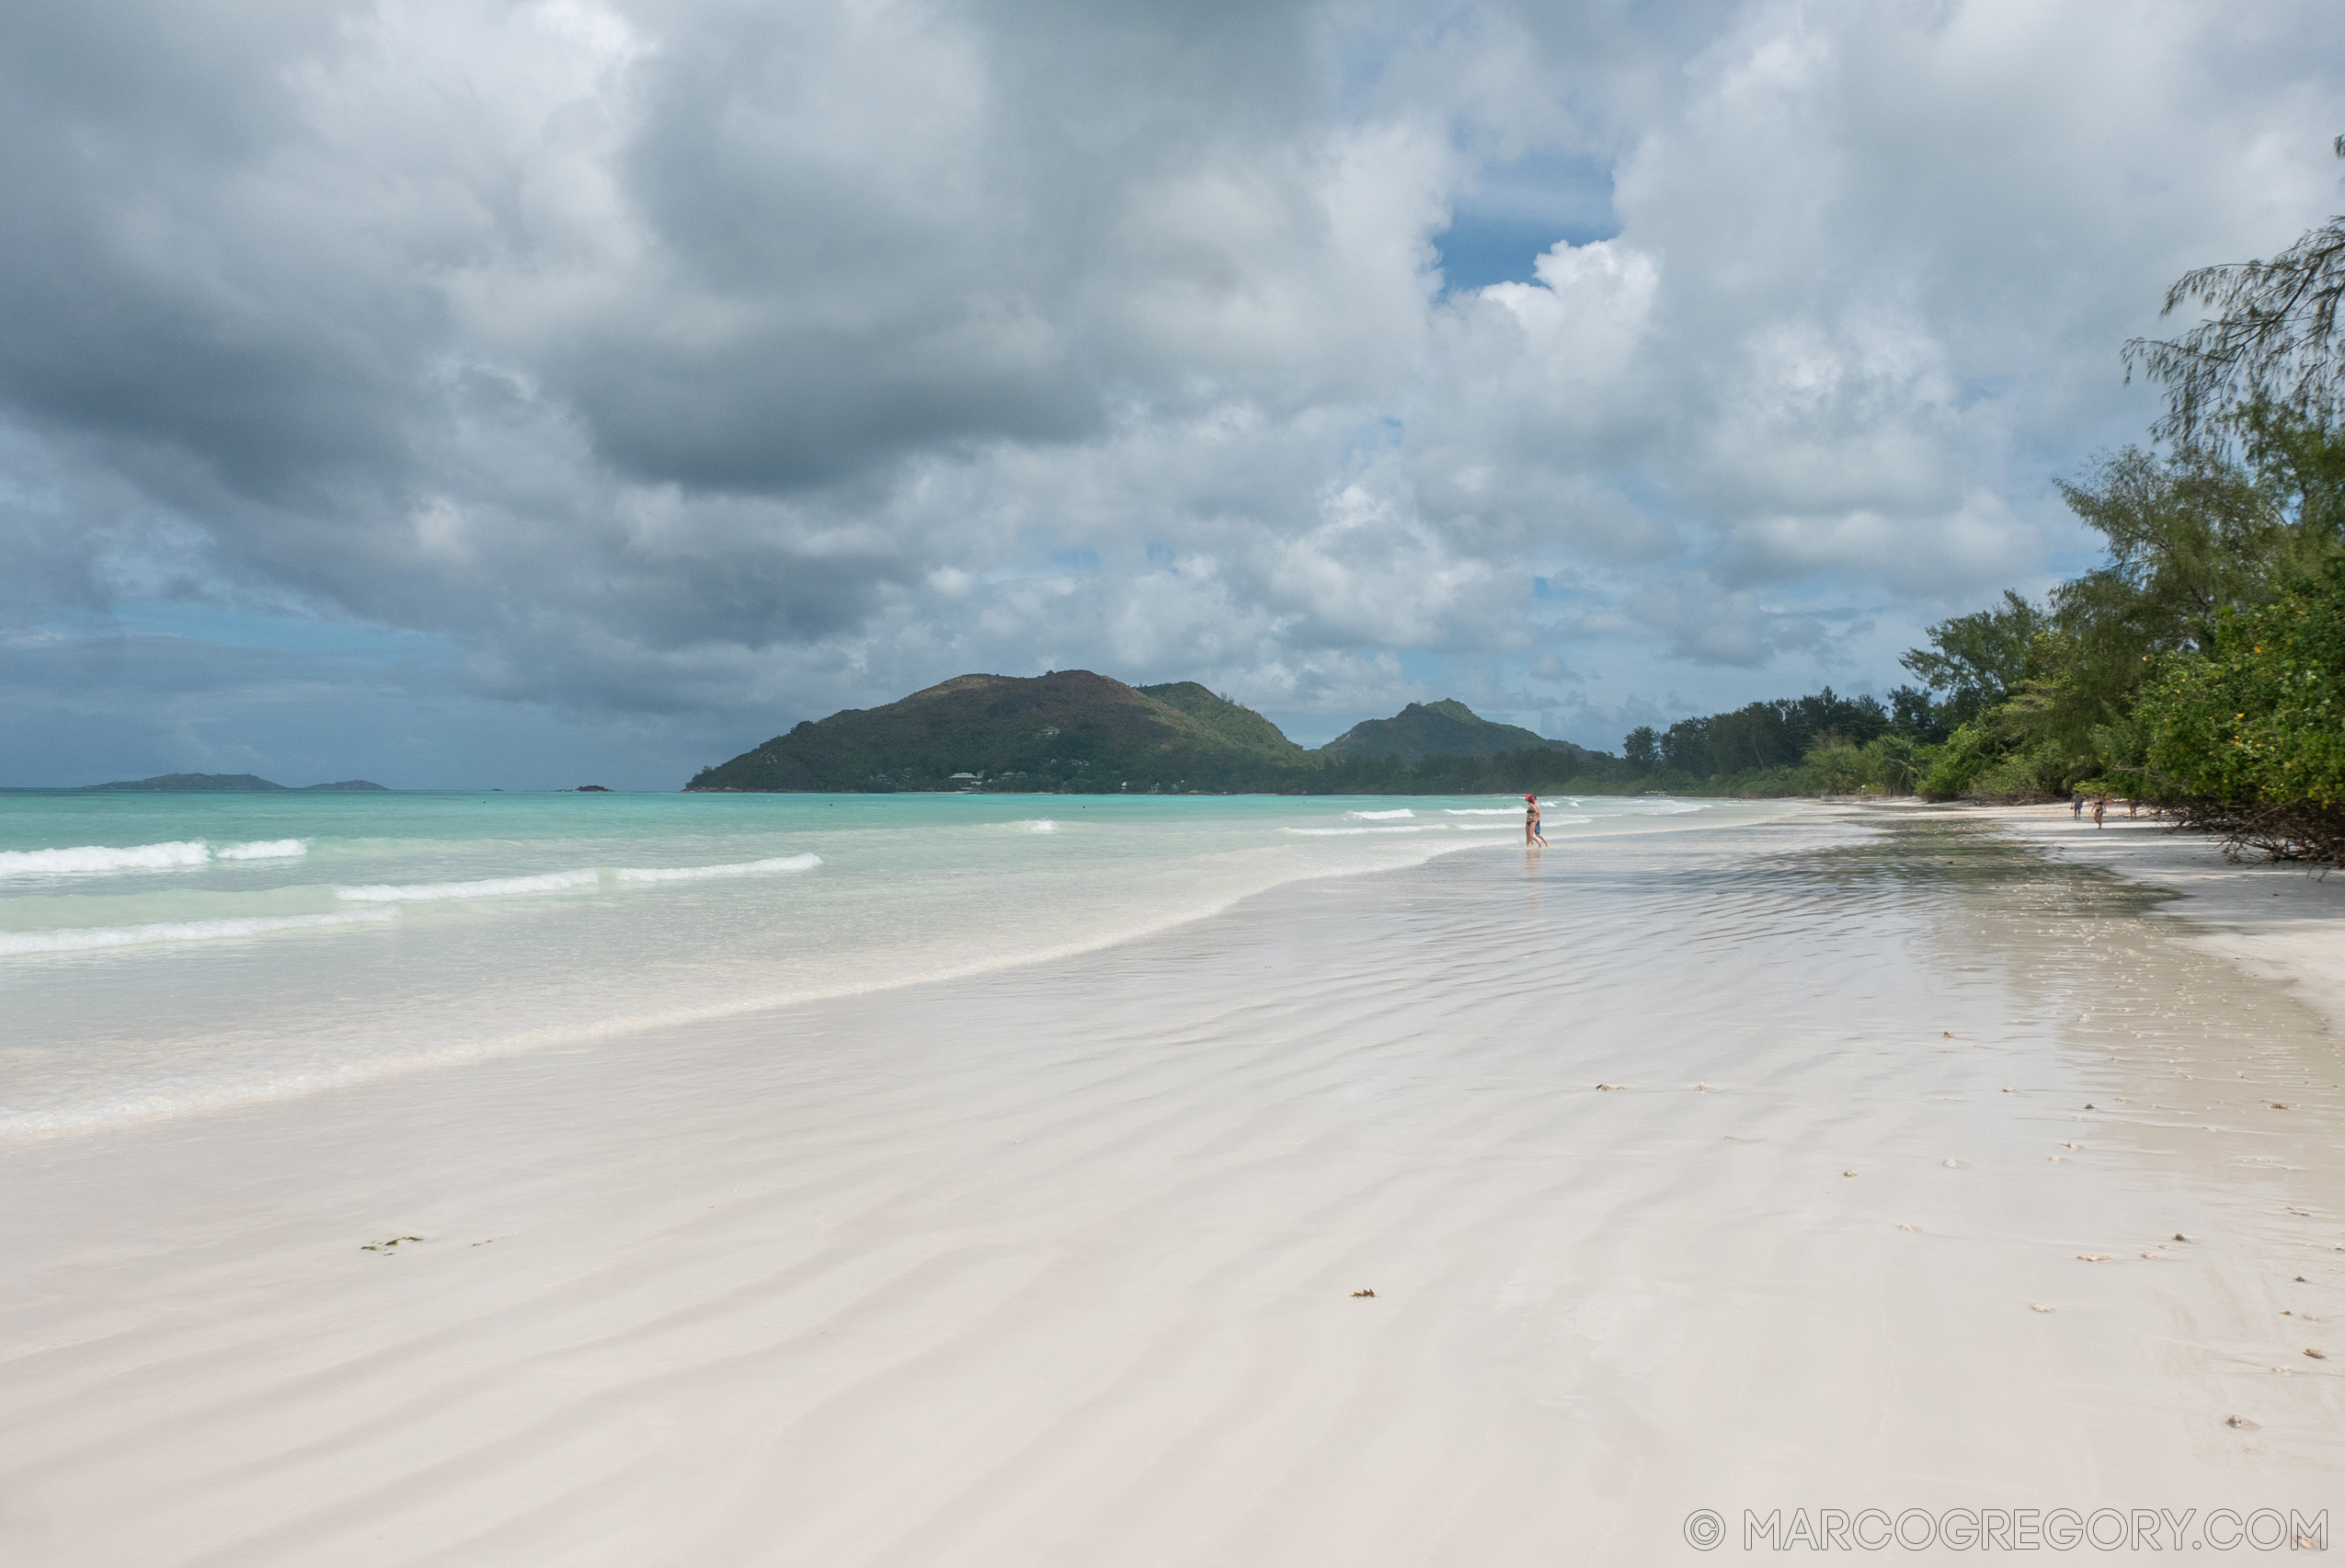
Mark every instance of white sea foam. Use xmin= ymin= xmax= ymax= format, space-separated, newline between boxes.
xmin=213 ymin=839 xmax=309 ymax=861
xmin=0 ymin=838 xmax=312 ymax=877
xmin=337 ymin=870 xmax=601 ymax=903
xmin=1285 ymin=825 xmax=1447 ymax=836
xmin=0 ymin=841 xmax=212 ymax=876
xmin=612 ymin=854 xmax=822 ymax=882
xmin=1442 ymin=808 xmax=1519 ymax=816
xmin=1348 ymin=808 xmax=1415 ymax=819
xmin=0 ymin=909 xmax=395 ymax=956
xmin=342 ymin=856 xmax=821 ymax=899
xmin=1024 ymin=820 xmax=1058 ymax=833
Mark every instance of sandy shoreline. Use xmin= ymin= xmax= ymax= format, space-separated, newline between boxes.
xmin=1946 ymin=801 xmax=2345 ymax=1036
xmin=4 ymin=807 xmax=2340 ymax=1565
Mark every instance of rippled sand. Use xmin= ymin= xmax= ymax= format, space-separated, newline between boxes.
xmin=3 ymin=809 xmax=2339 ymax=1565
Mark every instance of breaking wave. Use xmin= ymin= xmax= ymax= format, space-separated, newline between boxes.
xmin=212 ymin=839 xmax=308 ymax=861
xmin=0 ymin=839 xmax=310 ymax=877
xmin=340 ymin=855 xmax=822 ymax=901
xmin=612 ymin=854 xmax=823 ymax=882
xmin=337 ymin=871 xmax=601 ymax=903
xmin=0 ymin=909 xmax=395 ymax=956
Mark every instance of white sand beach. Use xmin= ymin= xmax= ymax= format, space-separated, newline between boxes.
xmin=1975 ymin=802 xmax=2345 ymax=1039
xmin=4 ymin=806 xmax=2340 ymax=1565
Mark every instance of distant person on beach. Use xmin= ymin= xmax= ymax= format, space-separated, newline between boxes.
xmin=2091 ymin=796 xmax=2106 ymax=829
xmin=2071 ymin=792 xmax=2084 ymax=818
xmin=1524 ymin=794 xmax=1548 ymax=847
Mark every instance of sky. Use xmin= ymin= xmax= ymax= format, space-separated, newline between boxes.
xmin=3 ymin=0 xmax=2342 ymax=789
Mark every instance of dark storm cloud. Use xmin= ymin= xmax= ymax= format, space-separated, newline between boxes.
xmin=0 ymin=2 xmax=438 ymax=498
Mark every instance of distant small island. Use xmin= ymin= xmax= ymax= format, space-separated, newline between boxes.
xmin=686 ymin=670 xmax=1605 ymax=795
xmin=82 ymin=773 xmax=389 ymax=792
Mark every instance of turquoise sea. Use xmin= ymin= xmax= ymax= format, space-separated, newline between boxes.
xmin=0 ymin=790 xmax=1769 ymax=1135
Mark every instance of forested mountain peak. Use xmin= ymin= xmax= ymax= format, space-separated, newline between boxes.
xmin=1318 ymin=700 xmax=1584 ymax=766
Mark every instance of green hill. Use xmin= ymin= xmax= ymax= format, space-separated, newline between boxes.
xmin=687 ymin=670 xmax=1304 ymax=793
xmin=1318 ymin=699 xmax=1588 ymax=765
xmin=1136 ymin=681 xmax=1307 ymax=760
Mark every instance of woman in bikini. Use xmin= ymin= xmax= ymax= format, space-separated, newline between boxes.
xmin=1525 ymin=793 xmax=1548 ymax=847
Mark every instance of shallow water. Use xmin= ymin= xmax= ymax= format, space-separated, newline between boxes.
xmin=0 ymin=790 xmax=1766 ymax=1134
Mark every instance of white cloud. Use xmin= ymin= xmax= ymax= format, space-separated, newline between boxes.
xmin=1 ymin=0 xmax=2341 ymax=782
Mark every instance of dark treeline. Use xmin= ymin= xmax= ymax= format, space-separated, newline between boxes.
xmin=1063 ymin=691 xmax=1946 ymax=799
xmin=970 ymin=748 xmax=1639 ymax=796
xmin=1621 ymin=688 xmax=1928 ymax=789
xmin=1532 ymin=684 xmax=1942 ymax=800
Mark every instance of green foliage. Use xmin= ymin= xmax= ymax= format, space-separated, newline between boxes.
xmin=2053 ymin=432 xmax=2327 ymax=643
xmin=1886 ymin=684 xmax=1948 ymax=742
xmin=2138 ymin=567 xmax=2345 ymax=808
xmin=1600 ymin=691 xmax=1946 ymax=797
xmin=1652 ymin=688 xmax=1891 ymax=780
xmin=1917 ymin=721 xmax=1997 ymax=799
xmin=1802 ymin=738 xmax=1871 ymax=795
xmin=1911 ymin=718 xmax=2061 ymax=802
xmin=1859 ymin=733 xmax=1927 ymax=794
xmin=1900 ymin=591 xmax=2046 ymax=727
xmin=2058 ymin=451 xmax=2259 ymax=636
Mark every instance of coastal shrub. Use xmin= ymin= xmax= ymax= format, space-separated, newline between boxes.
xmin=2136 ymin=567 xmax=2345 ymax=861
xmin=1917 ymin=721 xmax=1997 ymax=798
xmin=1803 ymin=738 xmax=1869 ymax=795
xmin=1861 ymin=733 xmax=1927 ymax=794
xmin=1968 ymin=739 xmax=2069 ymax=800
xmin=1795 ymin=733 xmax=1929 ymax=795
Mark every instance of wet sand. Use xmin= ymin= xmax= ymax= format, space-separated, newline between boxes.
xmin=2 ymin=808 xmax=2339 ymax=1564
xmin=1969 ymin=800 xmax=2345 ymax=1033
